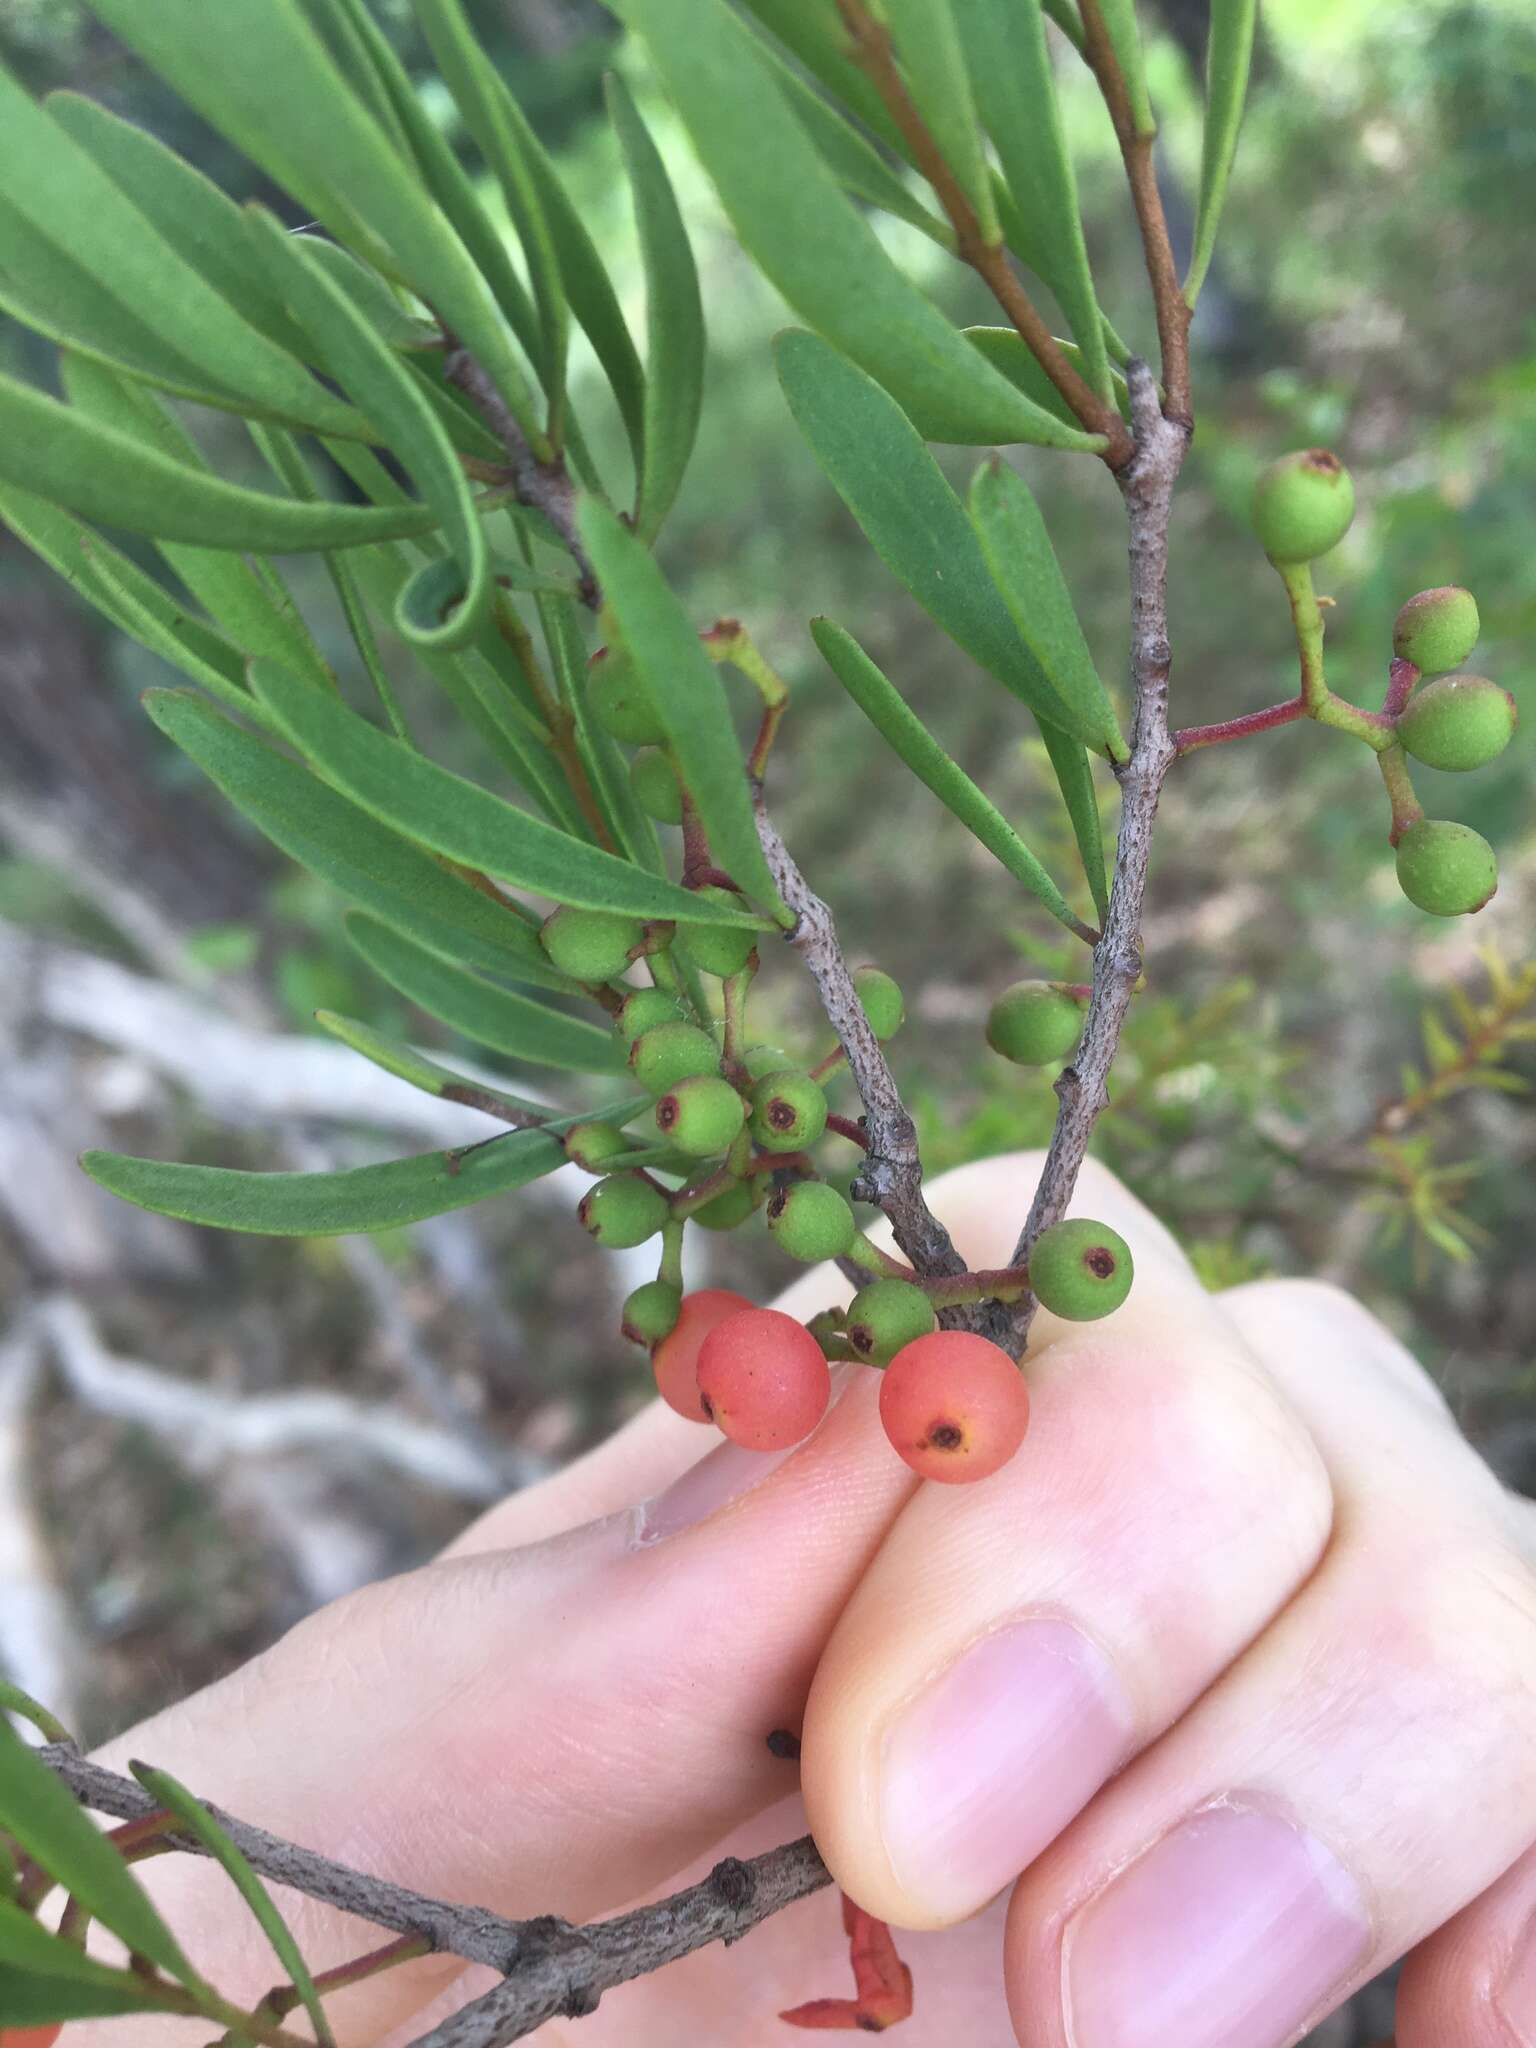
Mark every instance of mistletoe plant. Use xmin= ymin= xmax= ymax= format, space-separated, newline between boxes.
xmin=0 ymin=0 xmax=1520 ymax=2040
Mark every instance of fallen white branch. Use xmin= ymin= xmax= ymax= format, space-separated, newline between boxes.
xmin=35 ymin=1295 xmax=529 ymax=1500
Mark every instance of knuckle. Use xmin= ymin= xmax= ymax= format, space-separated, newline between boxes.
xmin=1382 ymin=1540 xmax=1536 ymax=1741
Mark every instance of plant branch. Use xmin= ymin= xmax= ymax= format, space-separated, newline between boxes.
xmin=441 ymin=338 xmax=598 ymax=607
xmin=833 ymin=0 xmax=1132 ymax=466
xmin=992 ymin=362 xmax=1189 ymax=1350
xmin=1076 ymin=0 xmax=1191 ymax=423
xmin=752 ymin=789 xmax=967 ymax=1283
xmin=33 ymin=1744 xmax=831 ymax=2045
xmin=1174 ymin=693 xmax=1307 ymax=754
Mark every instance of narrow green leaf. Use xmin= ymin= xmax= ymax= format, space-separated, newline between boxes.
xmin=82 ymin=1126 xmax=571 ymax=1236
xmin=607 ymin=74 xmax=704 ymax=543
xmin=58 ymin=354 xmax=332 ymax=690
xmin=1185 ymin=0 xmax=1258 ymax=309
xmin=774 ymin=329 xmax=1110 ymax=751
xmin=969 ymin=457 xmax=1126 ymax=762
xmin=617 ymin=0 xmax=1104 ymax=450
xmin=129 ymin=1762 xmax=336 ymax=2048
xmin=958 ymin=0 xmax=1111 ymax=400
xmin=537 ymin=587 xmax=667 ymax=875
xmin=0 ymin=1715 xmax=190 ymax=1979
xmin=295 ymin=233 xmax=434 ymax=349
xmin=0 ymin=1964 xmax=165 ymax=2026
xmin=144 ymin=689 xmax=576 ymax=986
xmin=412 ymin=0 xmax=571 ymax=439
xmin=958 ymin=327 xmax=1128 ymax=429
xmin=347 ymin=917 xmax=625 ymax=1073
xmin=768 ymin=57 xmax=955 ymax=248
xmin=47 ymin=92 xmax=313 ymax=358
xmin=0 ymin=191 xmax=252 ymax=415
xmin=245 ymin=660 xmax=767 ymax=926
xmin=0 ymin=1897 xmax=165 ymax=1992
xmin=1093 ymin=0 xmax=1155 ymax=137
xmin=882 ymin=0 xmax=998 ymax=240
xmin=89 ymin=0 xmax=547 ymax=452
xmin=315 ymin=1011 xmax=556 ymax=1124
xmin=324 ymin=0 xmax=547 ymax=391
xmin=577 ymin=501 xmax=786 ymax=916
xmin=245 ymin=206 xmax=490 ymax=649
xmin=0 ymin=1682 xmax=73 ymax=1747
xmin=0 ymin=482 xmax=255 ymax=712
xmin=0 ymin=61 xmax=366 ymax=438
xmin=0 ymin=369 xmax=440 ymax=554
xmin=735 ymin=0 xmax=907 ymax=152
xmin=1039 ymin=717 xmax=1109 ymax=923
xmin=1043 ymin=0 xmax=1087 ymax=53
xmin=811 ymin=619 xmax=1092 ymax=938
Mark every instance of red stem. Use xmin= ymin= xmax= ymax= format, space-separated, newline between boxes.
xmin=825 ymin=1112 xmax=870 ymax=1151
xmin=1174 ymin=694 xmax=1307 ymax=755
xmin=1381 ymin=655 xmax=1419 ymax=720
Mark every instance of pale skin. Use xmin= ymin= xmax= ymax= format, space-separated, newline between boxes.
xmin=61 ymin=1154 xmax=1536 ymax=2048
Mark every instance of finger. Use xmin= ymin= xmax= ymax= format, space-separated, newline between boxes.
xmin=1396 ymin=1836 xmax=1536 ymax=2048
xmin=1001 ymin=1278 xmax=1536 ymax=2048
xmin=73 ymin=1369 xmax=912 ymax=2044
xmin=801 ymin=1157 xmax=1335 ymax=1929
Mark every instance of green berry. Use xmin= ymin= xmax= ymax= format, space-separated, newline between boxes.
xmin=1252 ymin=448 xmax=1355 ymax=564
xmin=1029 ymin=1218 xmax=1134 ymax=1321
xmin=621 ymin=1279 xmax=682 ymax=1347
xmin=986 ymin=981 xmax=1085 ymax=1067
xmin=564 ymin=1120 xmax=630 ymax=1174
xmin=630 ymin=748 xmax=684 ymax=824
xmin=1392 ymin=586 xmax=1480 ymax=675
xmin=654 ymin=1073 xmax=747 ymax=1157
xmin=588 ymin=645 xmax=667 ymax=746
xmin=578 ymin=1172 xmax=669 ymax=1249
xmin=692 ymin=1178 xmax=762 ymax=1230
xmin=742 ymin=1044 xmax=792 ymax=1079
xmin=1397 ymin=674 xmax=1515 ymax=773
xmin=750 ymin=1071 xmax=829 ymax=1152
xmin=1394 ymin=817 xmax=1499 ymax=917
xmin=630 ymin=1020 xmax=721 ymax=1096
xmin=682 ymin=886 xmax=758 ymax=980
xmin=539 ymin=906 xmax=642 ymax=983
xmin=619 ymin=988 xmax=685 ymax=1044
xmin=854 ymin=965 xmax=905 ymax=1041
xmin=846 ymin=1277 xmax=937 ymax=1366
xmin=767 ymin=1180 xmax=856 ymax=1263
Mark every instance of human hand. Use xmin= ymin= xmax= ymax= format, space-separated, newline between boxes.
xmin=59 ymin=1154 xmax=1536 ymax=2047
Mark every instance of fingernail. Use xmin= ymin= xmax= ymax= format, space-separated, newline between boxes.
xmin=1496 ymin=1913 xmax=1536 ymax=2046
xmin=1063 ymin=1804 xmax=1371 ymax=2048
xmin=879 ymin=1619 xmax=1132 ymax=1919
xmin=635 ymin=1366 xmax=853 ymax=1545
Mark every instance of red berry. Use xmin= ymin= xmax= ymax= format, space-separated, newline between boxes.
xmin=878 ymin=1332 xmax=1030 ymax=1484
xmin=651 ymin=1288 xmax=753 ymax=1422
xmin=696 ymin=1308 xmax=832 ymax=1451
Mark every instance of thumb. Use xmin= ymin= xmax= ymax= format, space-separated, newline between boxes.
xmin=73 ymin=1363 xmax=911 ymax=2043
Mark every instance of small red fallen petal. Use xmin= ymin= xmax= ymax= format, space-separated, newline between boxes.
xmin=779 ymin=1897 xmax=914 ymax=2032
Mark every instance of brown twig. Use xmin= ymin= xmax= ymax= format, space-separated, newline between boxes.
xmin=1076 ymin=0 xmax=1192 ymax=423
xmin=833 ymin=0 xmax=1131 ymax=467
xmin=441 ymin=339 xmax=598 ymax=607
xmin=992 ymin=362 xmax=1190 ymax=1350
xmin=34 ymin=1744 xmax=831 ymax=2046
xmin=753 ymin=790 xmax=966 ymax=1283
